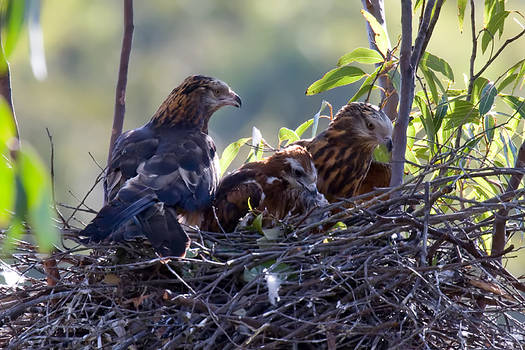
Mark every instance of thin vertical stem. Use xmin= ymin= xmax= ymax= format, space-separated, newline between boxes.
xmin=107 ymin=0 xmax=134 ymax=167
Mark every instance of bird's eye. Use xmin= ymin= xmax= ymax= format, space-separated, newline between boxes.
xmin=294 ymin=169 xmax=304 ymax=177
xmin=214 ymin=89 xmax=221 ymax=95
xmin=366 ymin=121 xmax=374 ymax=130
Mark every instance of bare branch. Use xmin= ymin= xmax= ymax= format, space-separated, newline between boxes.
xmin=492 ymin=140 xmax=525 ymax=263
xmin=390 ymin=0 xmax=414 ymax=188
xmin=107 ymin=0 xmax=134 ymax=170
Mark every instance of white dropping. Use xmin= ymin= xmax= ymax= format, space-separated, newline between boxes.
xmin=265 ymin=272 xmax=281 ymax=306
xmin=1 ymin=266 xmax=25 ymax=287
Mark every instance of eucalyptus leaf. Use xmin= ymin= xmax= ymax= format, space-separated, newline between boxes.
xmin=481 ymin=11 xmax=509 ymax=53
xmin=3 ymin=0 xmax=26 ymax=58
xmin=294 ymin=119 xmax=313 ymax=138
xmin=360 ymin=10 xmax=390 ymax=56
xmin=479 ymin=82 xmax=497 ymax=116
xmin=306 ymin=66 xmax=366 ymax=95
xmin=337 ymin=47 xmax=384 ymax=66
xmin=349 ymin=66 xmax=381 ymax=102
xmin=278 ymin=127 xmax=299 ymax=146
xmin=219 ymin=137 xmax=250 ymax=175
xmin=500 ymin=95 xmax=525 ymax=119
xmin=457 ymin=0 xmax=467 ymax=32
xmin=420 ymin=52 xmax=454 ymax=81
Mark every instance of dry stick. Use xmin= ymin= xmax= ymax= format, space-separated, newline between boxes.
xmin=491 ymin=140 xmax=525 ymax=263
xmin=391 ymin=0 xmax=442 ymax=189
xmin=106 ymin=0 xmax=134 ymax=202
xmin=390 ymin=0 xmax=414 ymax=189
xmin=360 ymin=0 xmax=398 ymax=121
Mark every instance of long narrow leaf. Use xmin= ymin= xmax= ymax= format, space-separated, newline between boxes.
xmin=306 ymin=66 xmax=366 ymax=95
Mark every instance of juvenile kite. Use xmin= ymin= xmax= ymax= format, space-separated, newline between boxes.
xmin=294 ymin=102 xmax=393 ymax=203
xmin=81 ymin=75 xmax=241 ymax=256
xmin=202 ymin=145 xmax=328 ymax=232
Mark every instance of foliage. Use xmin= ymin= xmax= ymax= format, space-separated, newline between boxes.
xmin=0 ymin=0 xmax=57 ymax=254
xmin=0 ymin=99 xmax=59 ymax=254
xmin=221 ymin=0 xmax=525 ymax=255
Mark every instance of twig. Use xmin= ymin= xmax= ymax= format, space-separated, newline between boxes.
xmin=45 ymin=128 xmax=68 ymax=227
xmin=106 ymin=0 xmax=134 ymax=193
xmin=491 ymin=140 xmax=525 ymax=263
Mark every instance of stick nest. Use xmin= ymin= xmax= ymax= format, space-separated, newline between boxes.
xmin=1 ymin=173 xmax=525 ymax=349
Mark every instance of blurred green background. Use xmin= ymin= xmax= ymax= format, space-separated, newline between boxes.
xmin=6 ymin=0 xmax=525 ymax=272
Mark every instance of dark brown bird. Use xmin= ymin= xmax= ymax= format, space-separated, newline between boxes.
xmin=202 ymin=145 xmax=328 ymax=233
xmin=81 ymin=75 xmax=241 ymax=256
xmin=294 ymin=102 xmax=393 ymax=203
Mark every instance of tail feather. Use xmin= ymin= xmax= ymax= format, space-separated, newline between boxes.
xmin=81 ymin=193 xmax=157 ymax=241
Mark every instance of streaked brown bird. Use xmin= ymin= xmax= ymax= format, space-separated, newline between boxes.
xmin=294 ymin=102 xmax=393 ymax=203
xmin=81 ymin=75 xmax=241 ymax=257
xmin=202 ymin=145 xmax=328 ymax=233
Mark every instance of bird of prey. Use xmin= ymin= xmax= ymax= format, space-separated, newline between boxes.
xmin=81 ymin=75 xmax=241 ymax=257
xmin=357 ymin=160 xmax=392 ymax=197
xmin=293 ymin=102 xmax=393 ymax=203
xmin=202 ymin=145 xmax=328 ymax=233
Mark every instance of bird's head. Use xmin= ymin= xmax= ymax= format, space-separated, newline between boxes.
xmin=269 ymin=145 xmax=321 ymax=196
xmin=330 ymin=102 xmax=393 ymax=152
xmin=151 ymin=75 xmax=241 ymax=131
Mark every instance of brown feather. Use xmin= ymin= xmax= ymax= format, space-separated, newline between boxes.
xmin=202 ymin=145 xmax=327 ymax=232
xmin=293 ymin=102 xmax=393 ymax=203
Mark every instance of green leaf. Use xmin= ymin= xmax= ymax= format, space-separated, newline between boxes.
xmin=2 ymin=0 xmax=26 ymax=58
xmin=16 ymin=146 xmax=59 ymax=253
xmin=457 ymin=0 xmax=468 ymax=32
xmin=251 ymin=213 xmax=264 ymax=235
xmin=0 ymin=153 xmax=14 ymax=227
xmin=443 ymin=100 xmax=480 ymax=130
xmin=500 ymin=95 xmax=525 ymax=119
xmin=373 ymin=144 xmax=390 ymax=163
xmin=484 ymin=114 xmax=495 ymax=143
xmin=337 ymin=47 xmax=384 ymax=66
xmin=306 ymin=66 xmax=366 ymax=95
xmin=278 ymin=127 xmax=299 ymax=146
xmin=471 ymin=77 xmax=489 ymax=105
xmin=294 ymin=119 xmax=313 ymax=138
xmin=500 ymin=133 xmax=510 ymax=167
xmin=0 ymin=99 xmax=16 ymax=145
xmin=414 ymin=93 xmax=434 ymax=146
xmin=219 ymin=137 xmax=250 ymax=176
xmin=479 ymin=82 xmax=497 ymax=116
xmin=434 ymin=94 xmax=448 ymax=131
xmin=497 ymin=73 xmax=517 ymax=92
xmin=414 ymin=0 xmax=424 ymax=12
xmin=420 ymin=52 xmax=454 ymax=81
xmin=420 ymin=65 xmax=439 ymax=104
xmin=361 ymin=10 xmax=390 ymax=56
xmin=349 ymin=65 xmax=380 ymax=102
xmin=481 ymin=11 xmax=509 ymax=53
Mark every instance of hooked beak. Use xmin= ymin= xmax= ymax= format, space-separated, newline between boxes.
xmin=302 ymin=181 xmax=319 ymax=196
xmin=224 ymin=88 xmax=242 ymax=108
xmin=385 ymin=137 xmax=393 ymax=152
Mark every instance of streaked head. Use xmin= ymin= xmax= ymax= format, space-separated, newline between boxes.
xmin=151 ymin=75 xmax=241 ymax=129
xmin=330 ymin=102 xmax=393 ymax=151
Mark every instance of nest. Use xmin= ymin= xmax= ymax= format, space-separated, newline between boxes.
xmin=1 ymin=170 xmax=525 ymax=349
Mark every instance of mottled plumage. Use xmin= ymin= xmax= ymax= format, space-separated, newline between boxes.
xmin=202 ymin=145 xmax=328 ymax=233
xmin=82 ymin=75 xmax=241 ymax=256
xmin=294 ymin=102 xmax=393 ymax=203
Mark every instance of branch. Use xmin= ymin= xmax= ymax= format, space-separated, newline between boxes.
xmin=360 ymin=0 xmax=398 ymax=121
xmin=410 ymin=0 xmax=435 ymax=69
xmin=107 ymin=0 xmax=134 ymax=173
xmin=491 ymin=140 xmax=525 ymax=263
xmin=390 ymin=0 xmax=414 ymax=188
